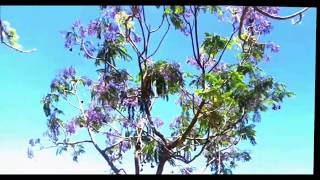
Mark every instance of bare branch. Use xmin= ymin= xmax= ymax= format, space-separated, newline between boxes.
xmin=182 ymin=12 xmax=198 ymax=64
xmin=146 ymin=15 xmax=170 ymax=59
xmin=62 ymin=96 xmax=81 ymax=111
xmin=150 ymin=14 xmax=165 ymax=33
xmin=253 ymin=6 xmax=309 ymax=21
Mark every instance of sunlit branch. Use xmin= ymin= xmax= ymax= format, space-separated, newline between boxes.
xmin=0 ymin=20 xmax=36 ymax=53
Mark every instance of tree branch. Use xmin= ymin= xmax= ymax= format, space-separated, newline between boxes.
xmin=238 ymin=6 xmax=248 ymax=42
xmin=146 ymin=15 xmax=170 ymax=59
xmin=208 ymin=27 xmax=239 ymax=73
xmin=172 ymin=128 xmax=210 ymax=164
xmin=81 ymin=40 xmax=134 ymax=79
xmin=0 ymin=20 xmax=36 ymax=53
xmin=168 ymin=100 xmax=206 ymax=149
xmin=253 ymin=6 xmax=309 ymax=21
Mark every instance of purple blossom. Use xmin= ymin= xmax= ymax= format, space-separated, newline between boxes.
xmin=224 ymin=6 xmax=280 ymax=35
xmin=27 ymin=147 xmax=34 ymax=159
xmin=154 ymin=118 xmax=164 ymax=128
xmin=101 ymin=6 xmax=117 ymax=19
xmin=183 ymin=8 xmax=193 ymax=19
xmin=181 ymin=167 xmax=194 ymax=174
xmin=105 ymin=129 xmax=121 ymax=146
xmin=266 ymin=42 xmax=280 ymax=53
xmin=63 ymin=32 xmax=76 ymax=49
xmin=104 ymin=23 xmax=119 ymax=41
xmin=175 ymin=116 xmax=182 ymax=124
xmin=63 ymin=66 xmax=76 ymax=79
xmin=121 ymin=141 xmax=130 ymax=152
xmin=29 ymin=139 xmax=35 ymax=146
xmin=170 ymin=116 xmax=182 ymax=129
xmin=81 ymin=76 xmax=93 ymax=87
xmin=79 ymin=26 xmax=87 ymax=38
xmin=131 ymin=31 xmax=141 ymax=43
xmin=87 ymin=106 xmax=107 ymax=124
xmin=122 ymin=97 xmax=138 ymax=107
xmin=50 ymin=78 xmax=60 ymax=88
xmin=137 ymin=118 xmax=147 ymax=129
xmin=123 ymin=119 xmax=130 ymax=128
xmin=186 ymin=54 xmax=216 ymax=69
xmin=87 ymin=20 xmax=100 ymax=36
xmin=180 ymin=26 xmax=190 ymax=36
xmin=47 ymin=118 xmax=61 ymax=143
xmin=65 ymin=120 xmax=76 ymax=135
xmin=73 ymin=19 xmax=81 ymax=28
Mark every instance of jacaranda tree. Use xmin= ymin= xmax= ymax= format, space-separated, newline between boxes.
xmin=27 ymin=6 xmax=309 ymax=174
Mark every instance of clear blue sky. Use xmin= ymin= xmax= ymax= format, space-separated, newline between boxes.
xmin=0 ymin=6 xmax=316 ymax=174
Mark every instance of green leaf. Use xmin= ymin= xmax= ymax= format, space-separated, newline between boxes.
xmin=164 ymin=8 xmax=172 ymax=15
xmin=174 ymin=6 xmax=184 ymax=14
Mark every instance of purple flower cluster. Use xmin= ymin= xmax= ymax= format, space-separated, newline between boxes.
xmin=183 ymin=7 xmax=193 ymax=19
xmin=122 ymin=97 xmax=138 ymax=107
xmin=63 ymin=66 xmax=76 ymax=79
xmin=159 ymin=62 xmax=182 ymax=83
xmin=186 ymin=54 xmax=216 ymax=69
xmin=169 ymin=116 xmax=182 ymax=129
xmin=87 ymin=20 xmax=100 ymax=36
xmin=65 ymin=120 xmax=77 ymax=135
xmin=131 ymin=31 xmax=142 ymax=43
xmin=104 ymin=23 xmax=120 ymax=42
xmin=266 ymin=41 xmax=280 ymax=53
xmin=211 ymin=62 xmax=228 ymax=72
xmin=63 ymin=32 xmax=77 ymax=49
xmin=81 ymin=76 xmax=93 ymax=87
xmin=29 ymin=138 xmax=40 ymax=147
xmin=104 ymin=129 xmax=121 ymax=146
xmin=51 ymin=66 xmax=77 ymax=90
xmin=121 ymin=140 xmax=131 ymax=152
xmin=94 ymin=75 xmax=125 ymax=95
xmin=154 ymin=117 xmax=164 ymax=128
xmin=87 ymin=106 xmax=107 ymax=124
xmin=136 ymin=118 xmax=147 ymax=129
xmin=101 ymin=6 xmax=117 ymax=19
xmin=27 ymin=147 xmax=34 ymax=159
xmin=181 ymin=167 xmax=194 ymax=174
xmin=225 ymin=6 xmax=280 ymax=35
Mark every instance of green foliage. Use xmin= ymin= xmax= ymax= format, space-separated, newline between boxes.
xmin=202 ymin=33 xmax=233 ymax=58
xmin=142 ymin=60 xmax=184 ymax=101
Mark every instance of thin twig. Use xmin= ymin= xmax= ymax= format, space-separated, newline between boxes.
xmin=146 ymin=15 xmax=170 ymax=59
xmin=208 ymin=28 xmax=239 ymax=73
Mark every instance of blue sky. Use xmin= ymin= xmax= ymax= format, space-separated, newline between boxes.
xmin=0 ymin=6 xmax=316 ymax=174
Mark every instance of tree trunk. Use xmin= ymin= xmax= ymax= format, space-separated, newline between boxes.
xmin=156 ymin=158 xmax=167 ymax=174
xmin=134 ymin=151 xmax=140 ymax=175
